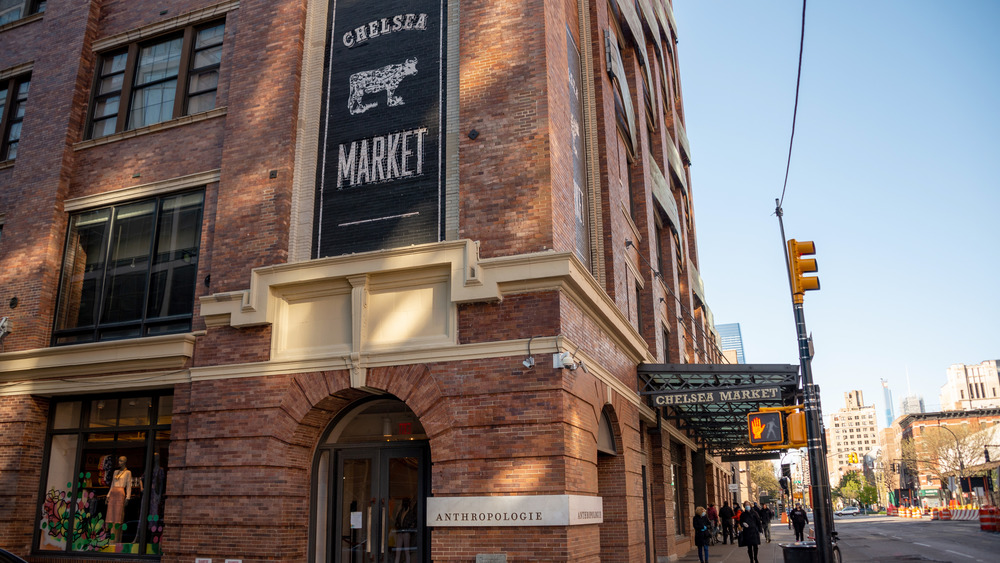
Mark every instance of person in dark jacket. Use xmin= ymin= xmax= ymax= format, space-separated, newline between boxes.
xmin=757 ymin=503 xmax=774 ymax=543
xmin=719 ymin=501 xmax=735 ymax=544
xmin=693 ymin=506 xmax=712 ymax=563
xmin=738 ymin=501 xmax=762 ymax=563
xmin=790 ymin=503 xmax=809 ymax=541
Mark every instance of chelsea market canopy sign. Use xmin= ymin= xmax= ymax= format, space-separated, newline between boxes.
xmin=638 ymin=363 xmax=800 ymax=460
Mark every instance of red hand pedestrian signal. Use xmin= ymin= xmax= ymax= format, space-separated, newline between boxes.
xmin=747 ymin=412 xmax=785 ymax=446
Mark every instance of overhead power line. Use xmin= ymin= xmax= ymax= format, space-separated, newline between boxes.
xmin=778 ymin=0 xmax=808 ymax=208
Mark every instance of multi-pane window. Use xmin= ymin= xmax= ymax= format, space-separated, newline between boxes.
xmin=53 ymin=191 xmax=205 ymax=345
xmin=0 ymin=74 xmax=30 ymax=160
xmin=88 ymin=21 xmax=224 ymax=139
xmin=186 ymin=23 xmax=224 ymax=113
xmin=36 ymin=392 xmax=171 ymax=555
xmin=129 ymin=37 xmax=184 ymax=129
xmin=0 ymin=0 xmax=44 ymax=25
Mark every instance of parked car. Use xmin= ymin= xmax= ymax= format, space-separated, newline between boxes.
xmin=0 ymin=548 xmax=29 ymax=563
xmin=835 ymin=506 xmax=861 ymax=516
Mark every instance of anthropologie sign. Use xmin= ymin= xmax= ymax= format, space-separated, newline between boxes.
xmin=650 ymin=386 xmax=783 ymax=407
xmin=315 ymin=0 xmax=446 ymax=257
xmin=427 ymin=495 xmax=603 ymax=527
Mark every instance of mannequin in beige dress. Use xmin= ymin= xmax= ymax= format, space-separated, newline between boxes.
xmin=106 ymin=456 xmax=132 ymax=542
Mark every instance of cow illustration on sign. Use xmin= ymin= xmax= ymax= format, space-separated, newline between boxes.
xmin=348 ymin=58 xmax=418 ymax=115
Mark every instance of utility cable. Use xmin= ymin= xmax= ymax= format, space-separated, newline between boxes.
xmin=778 ymin=0 xmax=808 ymax=208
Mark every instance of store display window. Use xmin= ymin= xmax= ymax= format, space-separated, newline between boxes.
xmin=36 ymin=392 xmax=171 ymax=556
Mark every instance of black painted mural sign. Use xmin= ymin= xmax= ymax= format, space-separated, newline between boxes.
xmin=315 ymin=0 xmax=446 ymax=257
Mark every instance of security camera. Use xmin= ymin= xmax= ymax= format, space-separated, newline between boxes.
xmin=553 ymin=352 xmax=577 ymax=370
xmin=0 ymin=317 xmax=9 ymax=337
xmin=522 ymin=356 xmax=535 ymax=369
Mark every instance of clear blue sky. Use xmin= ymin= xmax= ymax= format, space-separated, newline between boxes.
xmin=674 ymin=1 xmax=1000 ymax=422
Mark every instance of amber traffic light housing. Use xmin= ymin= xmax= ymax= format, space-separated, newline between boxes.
xmin=747 ymin=411 xmax=785 ymax=446
xmin=787 ymin=239 xmax=820 ymax=303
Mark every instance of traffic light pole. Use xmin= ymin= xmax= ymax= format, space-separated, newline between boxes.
xmin=777 ymin=201 xmax=837 ymax=562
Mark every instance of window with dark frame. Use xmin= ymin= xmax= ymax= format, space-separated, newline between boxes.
xmin=654 ymin=220 xmax=665 ymax=277
xmin=661 ymin=325 xmax=669 ymax=363
xmin=36 ymin=392 xmax=172 ymax=555
xmin=88 ymin=20 xmax=225 ymax=139
xmin=0 ymin=73 xmax=29 ymax=160
xmin=52 ymin=191 xmax=205 ymax=345
xmin=634 ymin=281 xmax=643 ymax=331
xmin=0 ymin=0 xmax=44 ymax=26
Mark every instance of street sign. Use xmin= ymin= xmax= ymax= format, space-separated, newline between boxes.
xmin=650 ymin=385 xmax=783 ymax=407
xmin=728 ymin=483 xmax=739 ymax=492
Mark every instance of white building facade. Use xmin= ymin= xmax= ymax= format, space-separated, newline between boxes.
xmin=939 ymin=360 xmax=1000 ymax=411
xmin=827 ymin=391 xmax=880 ymax=486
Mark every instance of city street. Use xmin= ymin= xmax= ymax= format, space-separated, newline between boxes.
xmin=675 ymin=514 xmax=1000 ymax=562
xmin=832 ymin=514 xmax=1000 ymax=562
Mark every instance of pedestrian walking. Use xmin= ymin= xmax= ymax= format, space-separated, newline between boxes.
xmin=693 ymin=506 xmax=712 ymax=563
xmin=790 ymin=503 xmax=809 ymax=542
xmin=719 ymin=501 xmax=735 ymax=544
xmin=757 ymin=503 xmax=774 ymax=543
xmin=738 ymin=501 xmax=762 ymax=563
xmin=707 ymin=503 xmax=719 ymax=537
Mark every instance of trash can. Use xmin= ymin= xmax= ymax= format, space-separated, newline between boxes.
xmin=779 ymin=541 xmax=819 ymax=563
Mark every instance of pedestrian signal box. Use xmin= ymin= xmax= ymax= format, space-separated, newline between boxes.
xmin=747 ymin=411 xmax=785 ymax=445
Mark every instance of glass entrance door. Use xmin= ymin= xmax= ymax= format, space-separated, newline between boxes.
xmin=333 ymin=446 xmax=425 ymax=563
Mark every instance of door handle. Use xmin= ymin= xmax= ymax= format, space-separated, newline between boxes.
xmin=368 ymin=498 xmax=375 ymax=557
xmin=377 ymin=498 xmax=386 ymax=560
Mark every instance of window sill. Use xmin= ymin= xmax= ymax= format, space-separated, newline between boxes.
xmin=0 ymin=12 xmax=43 ymax=33
xmin=73 ymin=106 xmax=227 ymax=151
xmin=0 ymin=159 xmax=12 ymax=170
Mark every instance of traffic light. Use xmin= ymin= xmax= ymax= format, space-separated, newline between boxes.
xmin=847 ymin=452 xmax=858 ymax=464
xmin=786 ymin=411 xmax=807 ymax=447
xmin=780 ymin=477 xmax=790 ymax=494
xmin=747 ymin=411 xmax=785 ymax=446
xmin=787 ymin=239 xmax=820 ymax=303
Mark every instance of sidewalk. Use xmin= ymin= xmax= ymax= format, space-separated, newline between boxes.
xmin=675 ymin=521 xmax=802 ymax=562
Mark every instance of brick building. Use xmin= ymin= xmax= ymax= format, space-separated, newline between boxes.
xmin=896 ymin=409 xmax=1000 ymax=508
xmin=0 ymin=1 xmax=741 ymax=562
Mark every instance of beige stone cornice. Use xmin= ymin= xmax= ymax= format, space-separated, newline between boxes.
xmin=63 ymin=169 xmax=221 ymax=212
xmin=201 ymin=240 xmax=652 ymax=365
xmin=0 ymin=333 xmax=200 ymax=395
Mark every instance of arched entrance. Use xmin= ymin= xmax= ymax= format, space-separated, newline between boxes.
xmin=312 ymin=397 xmax=430 ymax=563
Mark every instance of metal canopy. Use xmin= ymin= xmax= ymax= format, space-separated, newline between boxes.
xmin=638 ymin=363 xmax=800 ymax=459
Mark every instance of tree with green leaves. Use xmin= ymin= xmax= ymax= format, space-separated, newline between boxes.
xmin=748 ymin=460 xmax=781 ymax=503
xmin=833 ymin=470 xmax=863 ymax=507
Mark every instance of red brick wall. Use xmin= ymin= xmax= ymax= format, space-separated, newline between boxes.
xmin=0 ymin=395 xmax=49 ymax=554
xmin=458 ymin=0 xmax=554 ymax=259
xmin=0 ymin=0 xmax=100 ymax=350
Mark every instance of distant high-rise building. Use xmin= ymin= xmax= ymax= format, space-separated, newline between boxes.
xmin=717 ymin=323 xmax=745 ymax=364
xmin=900 ymin=395 xmax=925 ymax=415
xmin=881 ymin=379 xmax=895 ymax=427
xmin=827 ymin=390 xmax=879 ymax=487
xmin=939 ymin=360 xmax=1000 ymax=411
